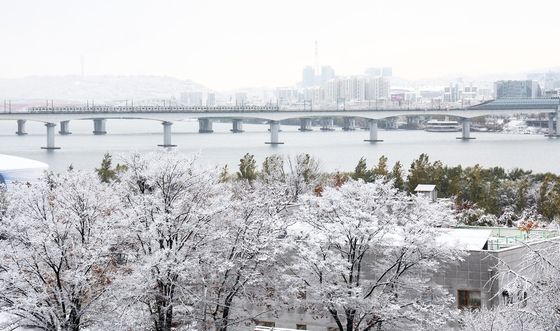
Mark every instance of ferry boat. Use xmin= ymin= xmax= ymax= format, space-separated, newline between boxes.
xmin=0 ymin=154 xmax=48 ymax=186
xmin=424 ymin=120 xmax=461 ymax=132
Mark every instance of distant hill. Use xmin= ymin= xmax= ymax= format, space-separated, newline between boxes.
xmin=0 ymin=75 xmax=205 ymax=103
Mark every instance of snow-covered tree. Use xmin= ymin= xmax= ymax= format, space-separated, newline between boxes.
xmin=286 ymin=154 xmax=321 ymax=200
xmin=110 ymin=152 xmax=226 ymax=331
xmin=200 ymin=179 xmax=294 ymax=331
xmin=286 ymin=179 xmax=463 ymax=331
xmin=461 ymin=239 xmax=560 ymax=331
xmin=0 ymin=170 xmax=119 ymax=331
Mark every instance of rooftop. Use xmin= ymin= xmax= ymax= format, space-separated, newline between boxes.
xmin=469 ymin=98 xmax=559 ymax=110
xmin=440 ymin=226 xmax=560 ymax=251
xmin=414 ymin=184 xmax=436 ymax=192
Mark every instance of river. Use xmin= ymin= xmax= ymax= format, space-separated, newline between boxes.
xmin=1 ymin=119 xmax=559 ymax=174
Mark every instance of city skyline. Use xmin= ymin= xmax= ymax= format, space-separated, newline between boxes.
xmin=1 ymin=0 xmax=559 ymax=90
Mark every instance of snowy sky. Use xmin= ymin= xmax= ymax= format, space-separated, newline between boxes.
xmin=0 ymin=0 xmax=558 ymax=89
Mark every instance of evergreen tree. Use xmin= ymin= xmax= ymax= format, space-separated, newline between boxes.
xmin=407 ymin=153 xmax=432 ymax=192
xmin=96 ymin=153 xmax=117 ymax=183
xmin=237 ymin=153 xmax=258 ymax=182
xmin=372 ymin=155 xmax=389 ymax=179
xmin=483 ymin=179 xmax=501 ymax=215
xmin=390 ymin=161 xmax=405 ymax=191
xmin=297 ymin=153 xmax=319 ymax=184
xmin=538 ymin=175 xmax=552 ymax=220
xmin=548 ymin=177 xmax=560 ymax=221
xmin=445 ymin=165 xmax=463 ymax=198
xmin=352 ymin=157 xmax=370 ymax=182
xmin=515 ymin=177 xmax=530 ymax=213
xmin=464 ymin=165 xmax=484 ymax=204
xmin=219 ymin=164 xmax=230 ymax=183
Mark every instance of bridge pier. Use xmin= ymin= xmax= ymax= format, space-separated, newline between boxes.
xmin=364 ymin=119 xmax=383 ymax=142
xmin=556 ymin=107 xmax=560 ymax=137
xmin=198 ymin=118 xmax=213 ymax=133
xmin=59 ymin=121 xmax=71 ymax=135
xmin=231 ymin=119 xmax=244 ymax=133
xmin=546 ymin=113 xmax=556 ymax=137
xmin=41 ymin=123 xmax=60 ymax=150
xmin=298 ymin=118 xmax=312 ymax=132
xmin=265 ymin=121 xmax=283 ymax=145
xmin=93 ymin=119 xmax=107 ymax=135
xmin=342 ymin=117 xmax=356 ymax=131
xmin=320 ymin=118 xmax=335 ymax=131
xmin=158 ymin=121 xmax=176 ymax=147
xmin=457 ymin=118 xmax=475 ymax=140
xmin=16 ymin=120 xmax=27 ymax=135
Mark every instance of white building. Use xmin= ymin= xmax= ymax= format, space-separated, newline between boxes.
xmin=206 ymin=92 xmax=216 ymax=106
xmin=250 ymin=226 xmax=560 ymax=330
xmin=235 ymin=92 xmax=248 ymax=106
xmin=0 ymin=154 xmax=48 ymax=186
xmin=180 ymin=91 xmax=203 ymax=106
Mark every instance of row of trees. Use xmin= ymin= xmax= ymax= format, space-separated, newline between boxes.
xmin=0 ymin=152 xmax=463 ymax=331
xmin=351 ymin=153 xmax=560 ymax=225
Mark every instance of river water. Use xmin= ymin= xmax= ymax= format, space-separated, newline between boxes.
xmin=0 ymin=119 xmax=559 ymax=174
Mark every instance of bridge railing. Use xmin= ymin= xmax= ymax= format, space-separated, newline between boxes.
xmin=22 ymin=105 xmax=474 ymax=114
xmin=25 ymin=105 xmax=284 ymax=113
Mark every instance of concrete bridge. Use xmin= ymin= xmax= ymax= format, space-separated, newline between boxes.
xmin=1 ymin=99 xmax=559 ymax=149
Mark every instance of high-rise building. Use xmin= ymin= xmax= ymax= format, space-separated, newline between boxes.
xmin=381 ymin=67 xmax=392 ymax=77
xmin=320 ymin=66 xmax=335 ymax=85
xmin=366 ymin=76 xmax=390 ymax=100
xmin=494 ymin=80 xmax=542 ymax=99
xmin=365 ymin=67 xmax=392 ymax=78
xmin=276 ymin=88 xmax=299 ymax=105
xmin=527 ymin=72 xmax=560 ymax=90
xmin=206 ymin=92 xmax=216 ymax=106
xmin=180 ymin=91 xmax=203 ymax=106
xmin=443 ymin=84 xmax=461 ymax=102
xmin=324 ymin=76 xmax=389 ymax=103
xmin=462 ymin=85 xmax=478 ymax=100
xmin=302 ymin=87 xmax=324 ymax=106
xmin=302 ymin=66 xmax=316 ymax=87
xmin=235 ymin=92 xmax=248 ymax=106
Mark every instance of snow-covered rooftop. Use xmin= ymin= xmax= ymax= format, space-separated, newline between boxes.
xmin=439 ymin=226 xmax=560 ymax=251
xmin=0 ymin=154 xmax=48 ymax=185
xmin=414 ymin=184 xmax=436 ymax=192
xmin=436 ymin=228 xmax=492 ymax=251
xmin=0 ymin=154 xmax=48 ymax=171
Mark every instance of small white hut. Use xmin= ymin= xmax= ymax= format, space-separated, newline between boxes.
xmin=414 ymin=184 xmax=437 ymax=202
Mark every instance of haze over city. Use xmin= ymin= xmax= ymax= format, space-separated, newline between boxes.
xmin=1 ymin=0 xmax=559 ymax=89
xmin=3 ymin=1 xmax=560 ymax=331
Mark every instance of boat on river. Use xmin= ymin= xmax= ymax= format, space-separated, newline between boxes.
xmin=424 ymin=120 xmax=461 ymax=132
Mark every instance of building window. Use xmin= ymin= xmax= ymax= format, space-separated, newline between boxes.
xmin=458 ymin=290 xmax=481 ymax=309
xmin=296 ymin=324 xmax=307 ymax=330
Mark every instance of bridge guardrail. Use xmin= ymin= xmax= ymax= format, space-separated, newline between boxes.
xmin=21 ymin=106 xmax=472 ymax=114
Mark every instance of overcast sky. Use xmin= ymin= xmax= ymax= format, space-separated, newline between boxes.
xmin=0 ymin=0 xmax=558 ymax=90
